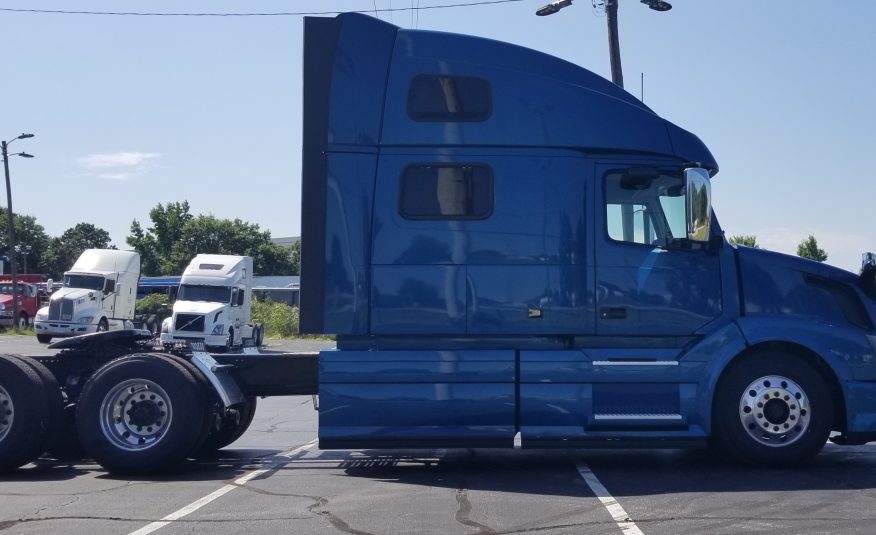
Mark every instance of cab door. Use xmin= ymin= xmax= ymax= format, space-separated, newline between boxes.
xmin=594 ymin=163 xmax=722 ymax=336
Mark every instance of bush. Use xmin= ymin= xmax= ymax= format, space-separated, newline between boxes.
xmin=135 ymin=294 xmax=172 ymax=322
xmin=251 ymin=299 xmax=298 ymax=338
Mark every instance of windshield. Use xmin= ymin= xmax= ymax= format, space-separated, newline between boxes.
xmin=178 ymin=284 xmax=231 ymax=303
xmin=0 ymin=284 xmax=25 ymax=295
xmin=64 ymin=274 xmax=105 ymax=291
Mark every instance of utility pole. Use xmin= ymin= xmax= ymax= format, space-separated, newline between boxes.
xmin=536 ymin=0 xmax=672 ymax=90
xmin=606 ymin=0 xmax=624 ymax=88
xmin=2 ymin=133 xmax=34 ymax=330
xmin=2 ymin=140 xmax=20 ymax=330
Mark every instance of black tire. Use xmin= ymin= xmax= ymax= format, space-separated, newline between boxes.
xmin=713 ymin=352 xmax=833 ymax=466
xmin=0 ymin=355 xmax=52 ymax=472
xmin=36 ymin=334 xmax=52 ymax=344
xmin=146 ymin=315 xmax=159 ymax=335
xmin=8 ymin=355 xmax=66 ymax=459
xmin=159 ymin=354 xmax=215 ymax=455
xmin=44 ymin=411 xmax=84 ymax=460
xmin=97 ymin=318 xmax=109 ymax=333
xmin=76 ymin=354 xmax=209 ymax=474
xmin=225 ymin=328 xmax=234 ymax=352
xmin=198 ymin=397 xmax=258 ymax=453
xmin=254 ymin=324 xmax=263 ymax=347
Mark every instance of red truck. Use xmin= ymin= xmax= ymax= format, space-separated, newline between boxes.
xmin=0 ymin=274 xmax=44 ymax=328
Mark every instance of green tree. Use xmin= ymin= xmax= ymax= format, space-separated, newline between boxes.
xmin=729 ymin=235 xmax=760 ymax=249
xmin=0 ymin=208 xmax=51 ymax=274
xmin=128 ymin=201 xmax=193 ymax=276
xmin=290 ymin=239 xmax=300 ymax=276
xmin=797 ymin=234 xmax=828 ymax=262
xmin=44 ymin=223 xmax=115 ymax=278
xmin=128 ymin=201 xmax=295 ymax=276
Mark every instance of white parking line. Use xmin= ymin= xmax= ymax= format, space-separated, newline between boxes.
xmin=577 ymin=462 xmax=644 ymax=535
xmin=128 ymin=439 xmax=318 ymax=535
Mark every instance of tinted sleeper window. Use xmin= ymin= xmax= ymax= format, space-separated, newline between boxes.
xmin=400 ymin=165 xmax=493 ymax=219
xmin=407 ymin=75 xmax=492 ymax=122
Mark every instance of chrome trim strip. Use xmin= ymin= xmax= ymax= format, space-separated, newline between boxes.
xmin=592 ymin=360 xmax=679 ymax=366
xmin=593 ymin=414 xmax=683 ymax=421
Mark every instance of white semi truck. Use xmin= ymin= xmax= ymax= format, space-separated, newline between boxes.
xmin=160 ymin=254 xmax=263 ymax=351
xmin=33 ymin=249 xmax=140 ymax=344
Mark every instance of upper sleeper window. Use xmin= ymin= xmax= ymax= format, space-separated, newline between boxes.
xmin=400 ymin=165 xmax=493 ymax=220
xmin=407 ymin=75 xmax=492 ymax=122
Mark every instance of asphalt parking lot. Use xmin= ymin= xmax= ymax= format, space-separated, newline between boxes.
xmin=4 ymin=334 xmax=876 ymax=534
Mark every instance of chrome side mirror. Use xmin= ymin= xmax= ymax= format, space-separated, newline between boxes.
xmin=685 ymin=168 xmax=712 ymax=242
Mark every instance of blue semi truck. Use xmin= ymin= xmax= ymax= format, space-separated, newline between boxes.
xmin=299 ymin=13 xmax=876 ymax=466
xmin=3 ymin=13 xmax=876 ymax=474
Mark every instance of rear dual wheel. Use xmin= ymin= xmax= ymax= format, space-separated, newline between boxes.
xmin=254 ymin=324 xmax=264 ymax=347
xmin=76 ymin=353 xmax=213 ymax=474
xmin=0 ymin=354 xmax=63 ymax=472
xmin=245 ymin=324 xmax=263 ymax=348
xmin=198 ymin=397 xmax=257 ymax=453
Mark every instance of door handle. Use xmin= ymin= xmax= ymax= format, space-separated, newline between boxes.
xmin=599 ymin=307 xmax=627 ymax=320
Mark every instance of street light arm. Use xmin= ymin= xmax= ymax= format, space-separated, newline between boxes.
xmin=4 ymin=133 xmax=34 ymax=146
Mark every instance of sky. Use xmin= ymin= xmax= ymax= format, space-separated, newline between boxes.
xmin=1 ymin=0 xmax=875 ymax=273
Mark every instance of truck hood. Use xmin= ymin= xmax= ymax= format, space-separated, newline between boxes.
xmin=0 ymin=294 xmax=11 ymax=307
xmin=173 ymin=301 xmax=227 ymax=316
xmin=735 ymin=245 xmax=871 ymax=328
xmin=51 ymin=287 xmax=100 ymax=303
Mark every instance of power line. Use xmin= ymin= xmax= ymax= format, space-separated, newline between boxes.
xmin=0 ymin=0 xmax=524 ymax=17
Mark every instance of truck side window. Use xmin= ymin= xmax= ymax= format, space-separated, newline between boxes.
xmin=104 ymin=279 xmax=115 ymax=293
xmin=604 ymin=171 xmax=685 ymax=246
xmin=400 ymin=165 xmax=493 ymax=220
xmin=407 ymin=74 xmax=492 ymax=122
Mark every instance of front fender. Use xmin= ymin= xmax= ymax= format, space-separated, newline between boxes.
xmin=735 ymin=316 xmax=876 ymax=433
xmin=736 ymin=317 xmax=875 ymax=382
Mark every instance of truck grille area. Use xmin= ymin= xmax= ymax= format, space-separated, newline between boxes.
xmin=175 ymin=313 xmax=205 ymax=332
xmin=48 ymin=298 xmax=74 ymax=321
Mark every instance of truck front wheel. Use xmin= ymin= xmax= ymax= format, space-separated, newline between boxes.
xmin=36 ymin=334 xmax=52 ymax=344
xmin=97 ymin=318 xmax=109 ymax=332
xmin=76 ymin=354 xmax=208 ymax=474
xmin=713 ymin=352 xmax=833 ymax=466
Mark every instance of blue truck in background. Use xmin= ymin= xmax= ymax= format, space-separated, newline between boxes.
xmin=299 ymin=13 xmax=876 ymax=466
xmin=5 ymin=12 xmax=876 ymax=475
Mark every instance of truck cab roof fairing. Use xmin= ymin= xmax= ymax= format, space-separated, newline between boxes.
xmin=309 ymin=13 xmax=716 ymax=170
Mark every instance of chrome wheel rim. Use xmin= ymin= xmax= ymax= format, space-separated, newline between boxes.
xmin=99 ymin=379 xmax=172 ymax=451
xmin=739 ymin=375 xmax=810 ymax=447
xmin=0 ymin=385 xmax=13 ymax=442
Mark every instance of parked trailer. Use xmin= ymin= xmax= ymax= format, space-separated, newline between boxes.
xmin=4 ymin=13 xmax=876 ymax=474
